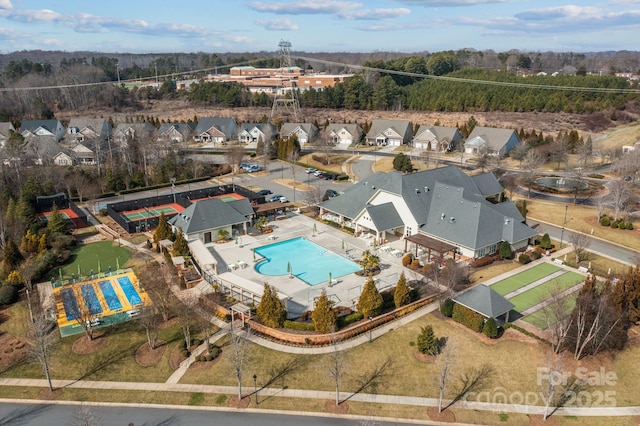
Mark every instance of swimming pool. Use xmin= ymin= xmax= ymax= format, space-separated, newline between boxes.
xmin=254 ymin=237 xmax=361 ymax=286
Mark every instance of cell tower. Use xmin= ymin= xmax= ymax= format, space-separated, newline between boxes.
xmin=271 ymin=39 xmax=300 ymax=121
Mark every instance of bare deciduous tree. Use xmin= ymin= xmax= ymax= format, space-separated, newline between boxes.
xmin=445 ymin=363 xmax=496 ymax=410
xmin=437 ymin=344 xmax=454 ymax=413
xmin=326 ymin=331 xmax=347 ymax=406
xmin=539 ymin=281 xmax=574 ymax=354
xmin=594 ymin=194 xmax=607 ymax=223
xmin=226 ymin=145 xmax=246 ymax=174
xmin=226 ymin=328 xmax=253 ymax=400
xmin=607 ymin=179 xmax=630 ymax=221
xmin=521 ymin=149 xmax=544 ymax=197
xmin=61 ymin=286 xmax=99 ymax=341
xmin=568 ymin=232 xmax=591 ymax=264
xmin=137 ymin=306 xmax=160 ymax=350
xmin=28 ymin=307 xmax=57 ymax=392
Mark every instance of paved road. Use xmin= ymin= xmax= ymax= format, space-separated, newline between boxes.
xmin=0 ymin=401 xmax=430 ymax=426
xmin=528 ymin=218 xmax=638 ymax=266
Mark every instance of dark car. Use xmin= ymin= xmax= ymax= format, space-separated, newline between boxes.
xmin=325 ymin=189 xmax=339 ymax=198
xmin=324 ymin=173 xmax=338 ymax=180
xmin=256 ymin=189 xmax=272 ymax=196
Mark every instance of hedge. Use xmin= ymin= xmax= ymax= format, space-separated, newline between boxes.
xmin=518 ymin=254 xmax=532 ymax=264
xmin=283 ymin=320 xmax=315 ymax=331
xmin=336 ymin=311 xmax=364 ymax=328
xmin=0 ymin=285 xmax=19 ymax=305
xmin=452 ymin=302 xmax=484 ymax=332
xmin=504 ymin=323 xmax=552 ymax=346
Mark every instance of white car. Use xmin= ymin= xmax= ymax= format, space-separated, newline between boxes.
xmin=279 ymin=196 xmax=289 ymax=203
xmin=305 ymin=168 xmax=317 ymax=174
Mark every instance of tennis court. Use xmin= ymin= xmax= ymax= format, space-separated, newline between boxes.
xmin=490 ymin=263 xmax=561 ymax=296
xmin=193 ymin=192 xmax=245 ymax=203
xmin=53 ymin=269 xmax=153 ymax=337
xmin=36 ymin=208 xmax=78 ymax=223
xmin=120 ymin=203 xmax=184 ymax=222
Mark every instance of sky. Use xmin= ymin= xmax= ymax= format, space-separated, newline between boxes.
xmin=0 ymin=0 xmax=639 ymax=54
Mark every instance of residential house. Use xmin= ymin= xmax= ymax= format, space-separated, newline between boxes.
xmin=66 ymin=118 xmax=111 ymax=144
xmin=52 ymin=151 xmax=76 ymax=166
xmin=325 ymin=123 xmax=363 ymax=146
xmin=280 ymin=122 xmax=318 ymax=145
xmin=113 ymin=122 xmax=156 ymax=146
xmin=157 ymin=122 xmax=196 ymax=144
xmin=168 ymin=197 xmax=253 ymax=244
xmin=22 ymin=135 xmax=60 ymax=166
xmin=0 ymin=122 xmax=16 ymax=148
xmin=319 ymin=165 xmax=536 ymax=260
xmin=413 ymin=125 xmax=463 ymax=152
xmin=193 ymin=117 xmax=238 ymax=144
xmin=365 ymin=119 xmax=413 ymax=146
xmin=20 ymin=119 xmax=65 ymax=142
xmin=465 ymin=126 xmax=521 ymax=156
xmin=71 ymin=143 xmax=97 ymax=165
xmin=238 ymin=123 xmax=277 ymax=144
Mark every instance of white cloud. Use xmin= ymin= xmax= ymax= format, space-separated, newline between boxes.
xmin=0 ymin=0 xmax=12 ymax=10
xmin=256 ymin=18 xmax=299 ymax=31
xmin=394 ymin=0 xmax=509 ymax=5
xmin=249 ymin=0 xmax=409 ymax=20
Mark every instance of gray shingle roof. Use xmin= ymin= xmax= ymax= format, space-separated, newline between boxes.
xmin=414 ymin=125 xmax=462 ymax=143
xmin=362 ymin=202 xmax=403 ymax=231
xmin=472 ymin=172 xmax=506 ymax=196
xmin=168 ymin=198 xmax=249 ymax=235
xmin=326 ymin=123 xmax=362 ymax=138
xmin=453 ymin=284 xmax=515 ymax=318
xmin=20 ymin=119 xmax=61 ymax=133
xmin=194 ymin=117 xmax=238 ymax=139
xmin=280 ymin=123 xmax=318 ymax=137
xmin=466 ymin=126 xmax=520 ymax=152
xmin=366 ymin=119 xmax=412 ymax=140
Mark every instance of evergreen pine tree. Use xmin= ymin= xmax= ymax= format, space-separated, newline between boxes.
xmin=312 ymin=289 xmax=336 ymax=333
xmin=540 ymin=233 xmax=552 ymax=250
xmin=483 ymin=317 xmax=499 ymax=338
xmin=499 ymin=241 xmax=512 ymax=259
xmin=172 ymin=229 xmax=189 ymax=257
xmin=153 ymin=213 xmax=172 ymax=242
xmin=2 ymin=239 xmax=23 ymax=270
xmin=47 ymin=204 xmax=68 ymax=235
xmin=357 ymin=275 xmax=383 ymax=318
xmin=417 ymin=325 xmax=439 ymax=355
xmin=394 ymin=272 xmax=412 ymax=308
xmin=256 ymin=283 xmax=286 ymax=328
xmin=38 ymin=234 xmax=48 ymax=253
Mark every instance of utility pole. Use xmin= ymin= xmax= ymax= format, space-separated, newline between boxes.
xmin=559 ymin=205 xmax=568 ymax=248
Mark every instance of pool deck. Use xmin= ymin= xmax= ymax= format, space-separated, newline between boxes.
xmin=207 ymin=212 xmax=417 ymax=317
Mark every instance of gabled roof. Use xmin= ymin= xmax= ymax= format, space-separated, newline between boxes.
xmin=453 ymin=284 xmax=515 ymax=319
xmin=168 ymin=198 xmax=249 ymax=235
xmin=472 ymin=172 xmax=505 ymax=196
xmin=20 ymin=119 xmax=61 ymax=134
xmin=366 ymin=119 xmax=412 ymax=139
xmin=466 ymin=127 xmax=519 ymax=152
xmin=71 ymin=143 xmax=94 ymax=154
xmin=326 ymin=123 xmax=362 ymax=137
xmin=114 ymin=122 xmax=155 ymax=138
xmin=414 ymin=125 xmax=462 ymax=142
xmin=67 ymin=118 xmax=110 ymax=137
xmin=238 ymin=123 xmax=277 ymax=139
xmin=194 ymin=117 xmax=237 ymax=138
xmin=280 ymin=122 xmax=318 ymax=137
xmin=158 ymin=122 xmax=196 ymax=134
xmin=361 ymin=202 xmax=403 ymax=232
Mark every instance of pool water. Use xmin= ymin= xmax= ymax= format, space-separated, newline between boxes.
xmin=254 ymin=237 xmax=361 ymax=286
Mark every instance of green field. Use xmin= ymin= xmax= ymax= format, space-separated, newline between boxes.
xmin=521 ymin=293 xmax=578 ymax=329
xmin=60 ymin=241 xmax=131 ymax=279
xmin=509 ymin=271 xmax=584 ymax=313
xmin=490 ymin=263 xmax=561 ymax=296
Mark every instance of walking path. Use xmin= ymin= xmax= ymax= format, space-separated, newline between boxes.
xmin=0 ymin=378 xmax=636 ymax=418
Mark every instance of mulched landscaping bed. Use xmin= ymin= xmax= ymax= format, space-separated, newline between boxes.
xmin=71 ymin=334 xmax=108 ymax=355
xmin=325 ymin=401 xmax=349 ymax=414
xmin=0 ymin=333 xmax=29 ymax=368
xmin=227 ymin=395 xmax=251 ymax=409
xmin=427 ymin=406 xmax=455 ymax=422
xmin=135 ymin=340 xmax=167 ymax=367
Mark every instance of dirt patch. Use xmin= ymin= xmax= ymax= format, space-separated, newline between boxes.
xmin=413 ymin=349 xmax=436 ymax=363
xmin=169 ymin=345 xmax=188 ymax=370
xmin=135 ymin=340 xmax=167 ymax=367
xmin=529 ymin=414 xmax=560 ymax=426
xmin=325 ymin=400 xmax=349 ymax=415
xmin=227 ymin=395 xmax=251 ymax=409
xmin=71 ymin=334 xmax=108 ymax=355
xmin=38 ymin=388 xmax=63 ymax=400
xmin=426 ymin=406 xmax=455 ymax=422
xmin=0 ymin=333 xmax=30 ymax=368
xmin=158 ymin=317 xmax=179 ymax=330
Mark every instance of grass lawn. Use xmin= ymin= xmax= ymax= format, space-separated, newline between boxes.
xmin=61 ymin=241 xmax=131 ymax=279
xmin=490 ymin=263 xmax=561 ymax=296
xmin=508 ymin=271 xmax=584 ymax=313
xmin=470 ymin=260 xmax=522 ymax=284
xmin=521 ymin=293 xmax=578 ymax=329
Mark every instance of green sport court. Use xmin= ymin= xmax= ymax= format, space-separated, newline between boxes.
xmin=490 ymin=263 xmax=561 ymax=296
xmin=120 ymin=204 xmax=184 ymax=222
xmin=507 ymin=270 xmax=584 ymax=313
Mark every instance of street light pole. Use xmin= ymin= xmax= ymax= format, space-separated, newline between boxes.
xmin=253 ymin=374 xmax=258 ymax=404
xmin=368 ymin=316 xmax=373 ymax=342
xmin=560 ymin=205 xmax=568 ymax=248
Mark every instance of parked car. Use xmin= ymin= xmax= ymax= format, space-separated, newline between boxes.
xmin=325 ymin=189 xmax=339 ymax=198
xmin=315 ymin=171 xmax=326 ymax=179
xmin=324 ymin=173 xmax=338 ymax=180
xmin=278 ymin=196 xmax=289 ymax=203
xmin=313 ymin=170 xmax=324 ymax=177
xmin=256 ymin=189 xmax=272 ymax=196
xmin=269 ymin=194 xmax=284 ymax=203
xmin=305 ymin=168 xmax=317 ymax=174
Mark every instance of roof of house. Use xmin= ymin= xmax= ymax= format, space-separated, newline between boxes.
xmin=168 ymin=198 xmax=250 ymax=235
xmin=194 ymin=117 xmax=237 ymax=138
xmin=280 ymin=122 xmax=318 ymax=137
xmin=366 ymin=119 xmax=412 ymax=139
xmin=361 ymin=202 xmax=404 ymax=232
xmin=320 ymin=165 xmax=536 ymax=250
xmin=67 ymin=118 xmax=110 ymax=136
xmin=414 ymin=125 xmax=462 ymax=142
xmin=114 ymin=122 xmax=156 ymax=137
xmin=453 ymin=284 xmax=515 ymax=319
xmin=326 ymin=123 xmax=362 ymax=136
xmin=20 ymin=119 xmax=61 ymax=134
xmin=471 ymin=171 xmax=505 ymax=196
xmin=158 ymin=122 xmax=196 ymax=134
xmin=466 ymin=126 xmax=519 ymax=152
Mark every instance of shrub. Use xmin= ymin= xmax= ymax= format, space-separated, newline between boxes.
xmin=518 ymin=254 xmax=531 ymax=264
xmin=452 ymin=302 xmax=484 ymax=332
xmin=539 ymin=233 xmax=552 ymax=250
xmin=0 ymin=285 xmax=19 ymax=305
xmin=627 ymin=222 xmax=634 ymax=230
xmin=530 ymin=250 xmax=542 ymax=260
xmin=483 ymin=317 xmax=499 ymax=338
xmin=195 ymin=355 xmax=204 ymax=362
xmin=499 ymin=241 xmax=513 ymax=259
xmin=611 ymin=221 xmax=619 ymax=229
xmin=600 ymin=216 xmax=610 ymax=226
xmin=208 ymin=346 xmax=220 ymax=358
xmin=336 ymin=311 xmax=364 ymax=328
xmin=410 ymin=259 xmax=421 ymax=270
xmin=440 ymin=298 xmax=454 ymax=317
xmin=193 ymin=339 xmax=202 ymax=346
xmin=283 ymin=320 xmax=315 ymax=331
xmin=402 ymin=254 xmax=414 ymax=267
xmin=417 ymin=325 xmax=441 ymax=355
